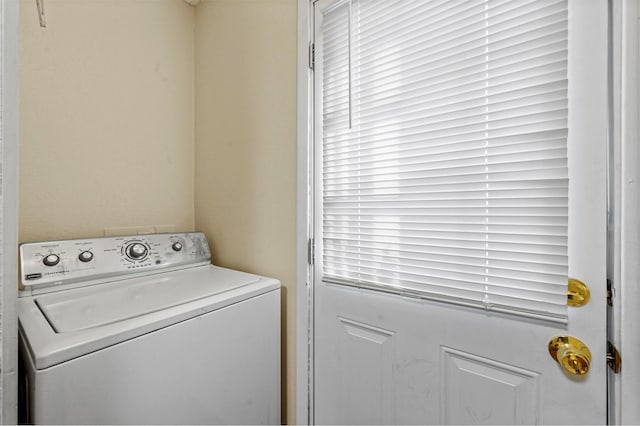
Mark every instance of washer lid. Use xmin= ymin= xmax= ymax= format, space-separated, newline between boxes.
xmin=19 ymin=265 xmax=281 ymax=370
xmin=36 ymin=266 xmax=261 ymax=333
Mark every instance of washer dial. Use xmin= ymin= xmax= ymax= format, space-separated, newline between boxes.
xmin=43 ymin=254 xmax=60 ymax=267
xmin=79 ymin=251 xmax=94 ymax=263
xmin=126 ymin=243 xmax=148 ymax=261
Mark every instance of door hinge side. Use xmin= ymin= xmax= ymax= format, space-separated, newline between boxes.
xmin=607 ymin=341 xmax=621 ymax=373
xmin=307 ymin=238 xmax=315 ymax=265
xmin=607 ymin=279 xmax=614 ymax=306
xmin=309 ymin=43 xmax=315 ymax=70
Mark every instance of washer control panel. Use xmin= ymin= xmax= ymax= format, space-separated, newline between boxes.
xmin=20 ymin=232 xmax=211 ymax=293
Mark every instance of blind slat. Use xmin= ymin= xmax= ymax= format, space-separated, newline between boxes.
xmin=320 ymin=0 xmax=568 ymax=323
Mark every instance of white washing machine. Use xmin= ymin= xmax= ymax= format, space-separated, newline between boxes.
xmin=18 ymin=232 xmax=280 ymax=425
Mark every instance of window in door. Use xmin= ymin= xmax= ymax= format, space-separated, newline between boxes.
xmin=319 ymin=0 xmax=569 ymax=322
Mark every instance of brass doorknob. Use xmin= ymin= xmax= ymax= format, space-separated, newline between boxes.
xmin=548 ymin=336 xmax=592 ymax=375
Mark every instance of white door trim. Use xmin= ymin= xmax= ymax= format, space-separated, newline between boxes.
xmin=296 ymin=0 xmax=313 ymax=424
xmin=1 ymin=0 xmax=20 ymax=423
xmin=610 ymin=0 xmax=640 ymax=423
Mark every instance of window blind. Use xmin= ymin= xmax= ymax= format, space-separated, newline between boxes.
xmin=319 ymin=0 xmax=569 ymax=323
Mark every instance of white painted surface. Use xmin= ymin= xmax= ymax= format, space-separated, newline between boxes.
xmin=610 ymin=0 xmax=640 ymax=423
xmin=311 ymin=1 xmax=608 ymax=424
xmin=1 ymin=0 xmax=20 ymax=423
xmin=441 ymin=347 xmax=540 ymax=424
xmin=296 ymin=0 xmax=313 ymax=424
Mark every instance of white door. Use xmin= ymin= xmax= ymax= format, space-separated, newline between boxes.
xmin=311 ymin=1 xmax=608 ymax=424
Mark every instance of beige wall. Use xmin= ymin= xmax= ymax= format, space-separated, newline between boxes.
xmin=194 ymin=0 xmax=297 ymax=423
xmin=19 ymin=0 xmax=196 ymax=242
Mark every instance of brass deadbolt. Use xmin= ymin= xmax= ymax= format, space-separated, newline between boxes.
xmin=567 ymin=278 xmax=590 ymax=307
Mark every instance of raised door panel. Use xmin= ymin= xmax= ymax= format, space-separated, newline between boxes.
xmin=441 ymin=347 xmax=540 ymax=425
xmin=336 ymin=317 xmax=395 ymax=425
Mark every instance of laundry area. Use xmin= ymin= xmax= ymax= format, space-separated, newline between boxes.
xmin=13 ymin=0 xmax=297 ymax=424
xmin=3 ymin=0 xmax=640 ymax=424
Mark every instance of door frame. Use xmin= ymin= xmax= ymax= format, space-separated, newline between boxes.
xmin=295 ymin=0 xmax=640 ymax=424
xmin=296 ymin=0 xmax=314 ymax=424
xmin=1 ymin=0 xmax=19 ymax=424
xmin=609 ymin=0 xmax=640 ymax=423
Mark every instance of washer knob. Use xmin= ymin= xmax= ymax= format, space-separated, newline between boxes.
xmin=127 ymin=243 xmax=148 ymax=260
xmin=79 ymin=251 xmax=94 ymax=263
xmin=172 ymin=242 xmax=183 ymax=252
xmin=43 ymin=254 xmax=60 ymax=267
